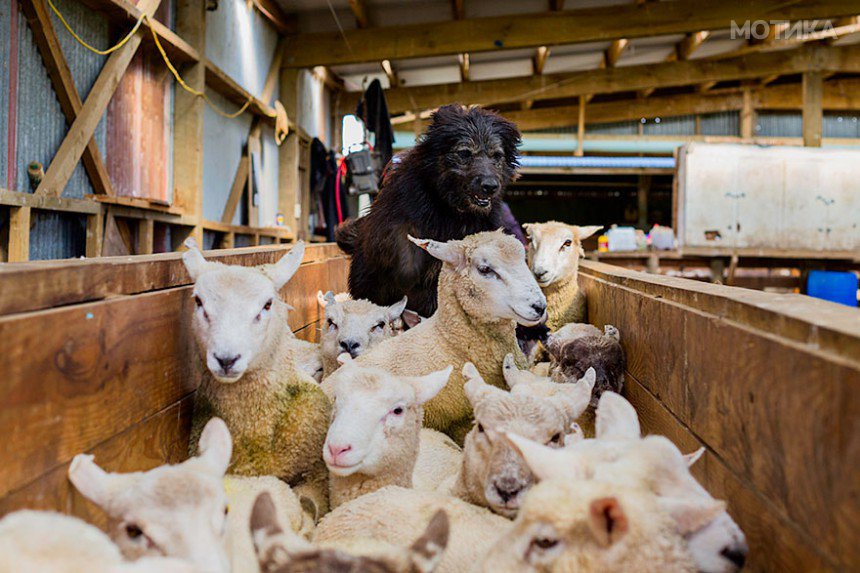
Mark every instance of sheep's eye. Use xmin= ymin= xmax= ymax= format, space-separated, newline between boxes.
xmin=263 ymin=299 xmax=273 ymax=312
xmin=561 ymin=239 xmax=573 ymax=250
xmin=549 ymin=433 xmax=562 ymax=444
xmin=125 ymin=524 xmax=143 ymax=539
xmin=477 ymin=264 xmax=498 ymax=278
xmin=456 ymin=149 xmax=472 ymax=160
xmin=477 ymin=423 xmax=484 ymax=433
xmin=327 ymin=318 xmax=337 ymax=329
xmin=194 ymin=295 xmax=203 ymax=308
xmin=224 ymin=506 xmax=229 ymax=516
xmin=392 ymin=406 xmax=404 ymax=415
xmin=372 ymin=321 xmax=385 ymax=331
xmin=531 ymin=537 xmax=558 ymax=550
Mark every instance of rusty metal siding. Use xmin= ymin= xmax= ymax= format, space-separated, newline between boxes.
xmin=0 ymin=0 xmax=10 ymax=187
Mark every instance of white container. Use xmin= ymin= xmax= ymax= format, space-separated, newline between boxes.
xmin=650 ymin=225 xmax=675 ymax=250
xmin=607 ymin=226 xmax=638 ymax=252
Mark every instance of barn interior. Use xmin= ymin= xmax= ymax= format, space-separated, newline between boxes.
xmin=0 ymin=1 xmax=858 ymax=572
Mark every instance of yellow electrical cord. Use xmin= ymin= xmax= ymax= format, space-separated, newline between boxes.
xmin=46 ymin=0 xmax=277 ymax=121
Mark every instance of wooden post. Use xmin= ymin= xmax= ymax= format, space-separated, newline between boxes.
xmin=172 ymin=0 xmax=207 ymax=245
xmin=575 ymin=95 xmax=586 ymax=157
xmin=802 ymin=71 xmax=823 ymax=148
xmin=85 ymin=212 xmax=104 ymax=258
xmin=279 ymin=68 xmax=301 ymax=238
xmin=138 ymin=219 xmax=155 ymax=255
xmin=637 ymin=175 xmax=652 ymax=229
xmin=740 ymin=86 xmax=754 ymax=140
xmin=8 ymin=207 xmax=31 ymax=262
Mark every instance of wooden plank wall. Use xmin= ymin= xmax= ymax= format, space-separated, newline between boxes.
xmin=578 ymin=260 xmax=859 ymax=572
xmin=0 ymin=243 xmax=348 ymax=528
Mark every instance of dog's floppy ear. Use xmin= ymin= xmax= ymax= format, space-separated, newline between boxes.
xmin=408 ymin=235 xmax=466 ymax=270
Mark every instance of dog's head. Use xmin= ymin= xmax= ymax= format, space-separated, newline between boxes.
xmin=419 ymin=105 xmax=521 ymax=215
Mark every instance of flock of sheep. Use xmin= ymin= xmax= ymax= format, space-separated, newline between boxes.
xmin=0 ymin=222 xmax=749 ymax=573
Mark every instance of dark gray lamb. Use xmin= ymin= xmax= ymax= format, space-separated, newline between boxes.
xmin=546 ymin=323 xmax=625 ymax=407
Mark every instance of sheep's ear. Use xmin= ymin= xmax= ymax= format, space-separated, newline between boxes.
xmin=402 ymin=309 xmax=424 ymax=329
xmin=595 ymin=391 xmax=641 ymax=440
xmin=409 ymin=510 xmax=449 ymax=573
xmin=604 ymin=325 xmax=620 ymax=341
xmin=658 ymin=497 xmax=726 ymax=536
xmin=575 ymin=225 xmax=603 ymax=241
xmin=317 ymin=291 xmax=329 ymax=308
xmin=553 ymin=370 xmax=595 ymax=422
xmin=684 ymin=447 xmax=706 ymax=468
xmin=407 ymin=235 xmax=466 ymax=270
xmin=269 ymin=241 xmax=305 ymax=289
xmin=250 ymin=492 xmax=313 ymax=567
xmin=387 ymin=297 xmax=408 ymax=323
xmin=504 ymin=432 xmax=579 ymax=482
xmin=196 ymin=417 xmax=233 ymax=477
xmin=408 ymin=366 xmax=453 ymax=405
xmin=182 ymin=237 xmax=209 ymax=281
xmin=588 ymin=497 xmax=629 ymax=547
xmin=250 ymin=492 xmax=282 ymax=538
xmin=463 ymin=363 xmax=501 ymax=406
xmin=68 ymin=454 xmax=114 ymax=507
xmin=502 ymin=353 xmax=540 ymax=389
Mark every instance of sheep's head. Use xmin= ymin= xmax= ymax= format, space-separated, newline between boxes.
xmin=408 ymin=230 xmax=546 ymax=326
xmin=319 ymin=291 xmax=407 ymax=360
xmin=323 ymin=359 xmax=452 ymax=478
xmin=523 ymin=222 xmax=602 ymax=288
xmin=251 ymin=492 xmax=449 ymax=573
xmin=460 ymin=362 xmax=579 ymax=518
xmin=182 ymin=239 xmax=305 ymax=383
xmin=481 ymin=477 xmax=696 ymax=573
xmin=68 ymin=418 xmax=233 ymax=572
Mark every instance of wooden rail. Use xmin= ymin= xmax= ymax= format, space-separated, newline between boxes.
xmin=578 ymin=260 xmax=860 ymax=572
xmin=0 ymin=244 xmax=348 ymax=527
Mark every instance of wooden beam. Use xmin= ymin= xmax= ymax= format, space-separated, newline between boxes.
xmin=803 ymin=71 xmax=824 ymax=147
xmin=549 ymin=0 xmax=564 ymax=10
xmin=19 ymin=0 xmax=114 ymax=197
xmin=637 ymin=175 xmax=652 ymax=228
xmin=452 ymin=0 xmax=465 ymax=20
xmin=222 ymin=156 xmax=249 ymax=224
xmin=677 ymin=30 xmax=710 ymax=60
xmin=249 ymin=0 xmax=297 ymax=35
xmin=279 ymin=68 xmax=300 ymax=236
xmin=8 ymin=207 xmax=31 ymax=262
xmin=740 ymin=86 xmax=755 ymax=139
xmin=533 ymin=46 xmax=550 ymax=74
xmin=85 ymin=213 xmax=104 ymax=258
xmin=281 ymin=0 xmax=860 ymax=67
xmin=348 ymin=0 xmax=369 ymax=28
xmin=0 ymin=188 xmax=102 ymax=215
xmin=138 ymin=218 xmax=155 ymax=255
xmin=204 ymin=60 xmax=277 ymax=125
xmin=458 ymin=53 xmax=470 ymax=82
xmin=575 ymin=96 xmax=586 ymax=157
xmin=604 ymin=38 xmax=629 ymax=67
xmin=34 ymin=0 xmax=164 ymax=197
xmin=381 ymin=59 xmax=398 ymax=87
xmin=372 ymin=46 xmax=821 ymax=114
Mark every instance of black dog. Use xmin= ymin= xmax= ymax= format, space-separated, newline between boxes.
xmin=337 ymin=105 xmax=521 ymax=317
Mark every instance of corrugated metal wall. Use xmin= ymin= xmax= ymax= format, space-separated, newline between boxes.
xmin=1 ymin=0 xmax=10 ymax=188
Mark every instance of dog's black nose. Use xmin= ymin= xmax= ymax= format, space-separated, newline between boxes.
xmin=215 ymin=354 xmax=241 ymax=372
xmin=494 ymin=477 xmax=523 ymax=503
xmin=480 ymin=178 xmax=500 ymax=195
xmin=531 ymin=302 xmax=547 ymax=316
xmin=340 ymin=339 xmax=361 ymax=356
xmin=720 ymin=547 xmax=747 ymax=569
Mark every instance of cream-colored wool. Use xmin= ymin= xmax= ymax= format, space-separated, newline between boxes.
xmin=314 ymin=486 xmax=511 ymax=573
xmin=523 ymin=222 xmax=602 ymax=331
xmin=412 ymin=428 xmax=463 ymax=493
xmin=251 ymin=492 xmax=450 ymax=573
xmin=354 ymin=231 xmax=545 ymax=444
xmin=322 ymin=359 xmax=452 ymax=509
xmin=480 ymin=478 xmax=697 ymax=573
xmin=0 ymin=511 xmax=196 ymax=573
xmin=182 ymin=241 xmax=332 ymax=514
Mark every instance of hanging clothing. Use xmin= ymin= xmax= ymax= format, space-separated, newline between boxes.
xmin=356 ymin=79 xmax=394 ymax=170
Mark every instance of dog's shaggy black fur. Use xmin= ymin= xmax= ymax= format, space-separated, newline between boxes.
xmin=337 ymin=105 xmax=521 ymax=317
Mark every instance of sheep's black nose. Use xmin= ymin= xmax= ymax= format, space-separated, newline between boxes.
xmin=340 ymin=339 xmax=361 ymax=356
xmin=481 ymin=178 xmax=500 ymax=195
xmin=720 ymin=547 xmax=747 ymax=569
xmin=494 ymin=478 xmax=523 ymax=503
xmin=531 ymin=301 xmax=547 ymax=316
xmin=215 ymin=354 xmax=241 ymax=372
xmin=534 ymin=269 xmax=548 ymax=280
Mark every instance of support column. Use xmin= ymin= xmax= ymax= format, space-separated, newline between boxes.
xmin=8 ymin=206 xmax=31 ymax=262
xmin=575 ymin=95 xmax=586 ymax=157
xmin=740 ymin=86 xmax=755 ymax=140
xmin=802 ymin=71 xmax=823 ymax=148
xmin=637 ymin=175 xmax=652 ymax=229
xmin=278 ymin=68 xmax=301 ymax=238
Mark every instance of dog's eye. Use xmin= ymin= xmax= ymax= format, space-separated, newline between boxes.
xmin=492 ymin=152 xmax=504 ymax=162
xmin=456 ymin=149 xmax=472 ymax=160
xmin=477 ymin=264 xmax=498 ymax=279
xmin=561 ymin=239 xmax=572 ymax=250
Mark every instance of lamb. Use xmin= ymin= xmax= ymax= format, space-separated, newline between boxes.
xmin=0 ymin=510 xmax=196 ymax=573
xmin=313 ymin=486 xmax=511 ymax=573
xmin=450 ymin=362 xmax=593 ymax=517
xmin=523 ymin=222 xmax=602 ymax=330
xmin=251 ymin=491 xmax=450 ymax=573
xmin=547 ymin=323 xmax=625 ymax=407
xmin=317 ymin=290 xmax=407 ymax=377
xmin=321 ymin=357 xmax=453 ymax=508
xmin=182 ymin=240 xmax=331 ymax=512
xmin=479 ymin=478 xmax=699 ymax=572
xmin=354 ymin=230 xmax=547 ymax=444
xmin=506 ymin=392 xmax=749 ymax=573
xmin=67 ymin=417 xmax=234 ymax=572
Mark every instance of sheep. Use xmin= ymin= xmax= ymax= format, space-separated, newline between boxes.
xmin=523 ymin=222 xmax=602 ymax=330
xmin=250 ymin=491 xmax=450 ymax=573
xmin=547 ymin=323 xmax=625 ymax=408
xmin=67 ymin=417 xmax=234 ymax=572
xmin=321 ymin=357 xmax=453 ymax=508
xmin=353 ymin=230 xmax=547 ymax=444
xmin=313 ymin=486 xmax=511 ymax=573
xmin=412 ymin=428 xmax=463 ymax=494
xmin=317 ymin=290 xmax=408 ymax=377
xmin=479 ymin=477 xmax=698 ymax=572
xmin=506 ymin=392 xmax=749 ymax=573
xmin=0 ymin=510 xmax=196 ymax=573
xmin=449 ymin=362 xmax=593 ymax=517
xmin=182 ymin=240 xmax=332 ymax=512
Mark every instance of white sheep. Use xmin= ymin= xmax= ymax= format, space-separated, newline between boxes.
xmin=317 ymin=290 xmax=407 ymax=377
xmin=0 ymin=510 xmax=196 ymax=573
xmin=523 ymin=222 xmax=602 ymax=330
xmin=448 ymin=362 xmax=593 ymax=517
xmin=353 ymin=230 xmax=547 ymax=444
xmin=182 ymin=240 xmax=331 ymax=513
xmin=506 ymin=392 xmax=749 ymax=573
xmin=321 ymin=357 xmax=453 ymax=508
xmin=67 ymin=418 xmax=234 ymax=572
xmin=313 ymin=486 xmax=511 ymax=573
xmin=251 ymin=491 xmax=450 ymax=573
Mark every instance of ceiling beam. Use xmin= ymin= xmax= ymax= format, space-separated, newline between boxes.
xmin=677 ymin=31 xmax=710 ymax=61
xmin=353 ymin=44 xmax=849 ymax=114
xmin=381 ymin=59 xmax=398 ymax=87
xmin=348 ymin=0 xmax=369 ymax=28
xmin=605 ymin=38 xmax=629 ymax=67
xmin=533 ymin=46 xmax=551 ymax=75
xmin=452 ymin=0 xmax=465 ymax=20
xmin=550 ymin=0 xmax=564 ymax=10
xmin=281 ymin=0 xmax=860 ymax=67
xmin=458 ymin=53 xmax=470 ymax=82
